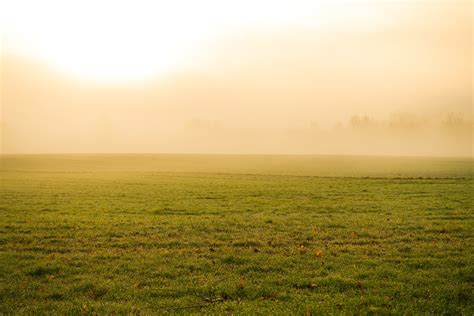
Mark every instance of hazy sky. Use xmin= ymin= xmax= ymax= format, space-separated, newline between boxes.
xmin=0 ymin=0 xmax=472 ymax=156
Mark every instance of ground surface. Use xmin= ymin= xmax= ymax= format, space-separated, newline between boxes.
xmin=0 ymin=154 xmax=473 ymax=315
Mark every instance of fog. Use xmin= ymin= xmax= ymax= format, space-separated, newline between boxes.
xmin=1 ymin=0 xmax=472 ymax=156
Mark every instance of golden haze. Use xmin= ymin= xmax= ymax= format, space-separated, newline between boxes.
xmin=0 ymin=0 xmax=472 ymax=156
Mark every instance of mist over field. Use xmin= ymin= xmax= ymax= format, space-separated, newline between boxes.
xmin=1 ymin=0 xmax=472 ymax=156
xmin=1 ymin=1 xmax=473 ymax=314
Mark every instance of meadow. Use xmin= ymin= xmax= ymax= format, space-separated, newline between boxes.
xmin=0 ymin=154 xmax=473 ymax=315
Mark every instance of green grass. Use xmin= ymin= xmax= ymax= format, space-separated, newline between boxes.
xmin=0 ymin=154 xmax=473 ymax=315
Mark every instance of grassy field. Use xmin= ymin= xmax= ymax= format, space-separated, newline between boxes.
xmin=0 ymin=154 xmax=473 ymax=315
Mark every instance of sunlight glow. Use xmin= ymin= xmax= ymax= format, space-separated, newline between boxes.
xmin=1 ymin=0 xmax=386 ymax=81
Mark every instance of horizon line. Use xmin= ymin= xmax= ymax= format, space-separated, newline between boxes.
xmin=1 ymin=152 xmax=472 ymax=160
